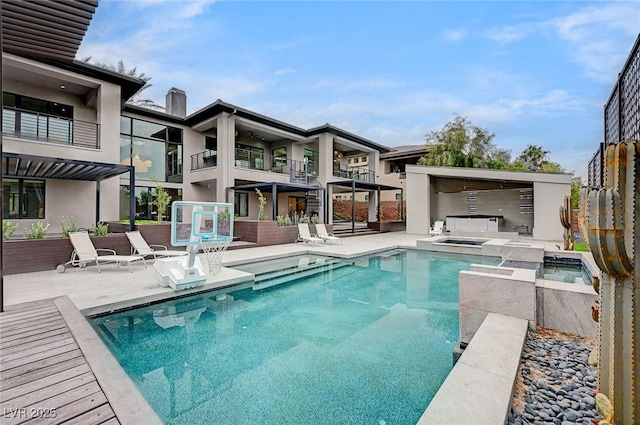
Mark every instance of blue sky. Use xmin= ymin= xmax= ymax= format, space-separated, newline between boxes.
xmin=78 ymin=1 xmax=640 ymax=178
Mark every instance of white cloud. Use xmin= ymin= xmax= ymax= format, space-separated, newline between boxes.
xmin=444 ymin=29 xmax=467 ymax=42
xmin=180 ymin=0 xmax=217 ymax=18
xmin=274 ymin=68 xmax=297 ymax=76
xmin=269 ymin=38 xmax=315 ymax=50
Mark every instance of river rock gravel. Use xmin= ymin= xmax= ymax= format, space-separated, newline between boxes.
xmin=508 ymin=326 xmax=601 ymax=425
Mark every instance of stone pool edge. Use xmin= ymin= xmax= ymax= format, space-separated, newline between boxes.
xmin=417 ymin=313 xmax=528 ymax=425
xmin=54 ymin=296 xmax=163 ymax=425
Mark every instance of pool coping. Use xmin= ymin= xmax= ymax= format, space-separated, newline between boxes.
xmin=417 ymin=313 xmax=529 ymax=425
xmin=54 ymin=296 xmax=163 ymax=425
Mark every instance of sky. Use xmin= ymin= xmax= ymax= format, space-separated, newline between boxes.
xmin=78 ymin=0 xmax=640 ymax=179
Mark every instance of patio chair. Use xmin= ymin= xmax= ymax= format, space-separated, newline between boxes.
xmin=126 ymin=230 xmax=188 ymax=259
xmin=58 ymin=232 xmax=146 ymax=273
xmin=315 ymin=223 xmax=342 ymax=245
xmin=297 ymin=223 xmax=324 ymax=245
xmin=429 ymin=220 xmax=445 ymax=236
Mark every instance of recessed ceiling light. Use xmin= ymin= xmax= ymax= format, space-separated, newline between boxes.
xmin=60 ymin=85 xmax=65 ymax=89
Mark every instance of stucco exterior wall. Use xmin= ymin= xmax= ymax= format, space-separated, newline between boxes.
xmin=532 ymin=181 xmax=568 ymax=241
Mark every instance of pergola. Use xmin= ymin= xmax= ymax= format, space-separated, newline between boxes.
xmin=227 ymin=182 xmax=325 ymax=219
xmin=327 ymin=180 xmax=403 ymax=233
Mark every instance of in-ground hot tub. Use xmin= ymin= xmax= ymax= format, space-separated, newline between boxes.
xmin=439 ymin=238 xmax=489 ymax=247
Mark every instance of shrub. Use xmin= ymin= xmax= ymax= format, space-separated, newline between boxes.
xmin=151 ymin=179 xmax=172 ymax=223
xmin=24 ymin=222 xmax=50 ymax=239
xmin=60 ymin=216 xmax=79 ymax=237
xmin=255 ymin=188 xmax=267 ymax=221
xmin=90 ymin=222 xmax=109 ymax=237
xmin=3 ymin=220 xmax=19 ymax=241
xmin=218 ymin=210 xmax=231 ymax=222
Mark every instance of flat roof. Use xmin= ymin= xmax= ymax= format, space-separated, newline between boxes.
xmin=406 ymin=165 xmax=572 ymax=185
xmin=327 ymin=180 xmax=402 ymax=192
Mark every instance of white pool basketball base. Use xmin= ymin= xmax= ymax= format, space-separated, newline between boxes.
xmin=153 ymin=201 xmax=234 ymax=290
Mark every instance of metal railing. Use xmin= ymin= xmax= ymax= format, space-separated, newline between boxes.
xmin=2 ymin=106 xmax=100 ymax=149
xmin=191 ymin=149 xmax=218 ymax=170
xmin=333 ymin=164 xmax=375 ymax=183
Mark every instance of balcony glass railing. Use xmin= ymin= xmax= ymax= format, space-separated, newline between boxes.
xmin=2 ymin=106 xmax=100 ymax=149
xmin=333 ymin=164 xmax=375 ymax=183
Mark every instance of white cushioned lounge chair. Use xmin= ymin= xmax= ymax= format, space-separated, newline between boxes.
xmin=297 ymin=223 xmax=324 ymax=245
xmin=429 ymin=220 xmax=445 ymax=236
xmin=315 ymin=223 xmax=342 ymax=244
xmin=58 ymin=232 xmax=146 ymax=273
xmin=126 ymin=230 xmax=188 ymax=259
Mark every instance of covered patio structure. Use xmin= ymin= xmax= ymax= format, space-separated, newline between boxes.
xmin=2 ymin=152 xmax=136 ymax=229
xmin=327 ymin=180 xmax=403 ymax=233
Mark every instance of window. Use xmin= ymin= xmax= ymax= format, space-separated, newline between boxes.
xmin=304 ymin=149 xmax=318 ymax=173
xmin=234 ymin=192 xmax=249 ymax=217
xmin=361 ymin=156 xmax=367 ymax=163
xmin=119 ymin=185 xmax=182 ymax=221
xmin=3 ymin=92 xmax=74 ymax=144
xmin=364 ymin=194 xmax=369 ymax=201
xmin=272 ymin=147 xmax=287 ymax=169
xmin=3 ymin=178 xmax=45 ymax=219
xmin=289 ymin=196 xmax=306 ymax=214
xmin=120 ymin=117 xmax=183 ymax=183
xmin=395 ymin=193 xmax=402 ymax=201
xmin=236 ymin=144 xmax=264 ymax=170
xmin=353 ymin=157 xmax=359 ymax=164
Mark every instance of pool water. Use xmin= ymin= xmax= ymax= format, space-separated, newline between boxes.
xmin=543 ymin=263 xmax=593 ymax=285
xmin=90 ymin=250 xmax=500 ymax=425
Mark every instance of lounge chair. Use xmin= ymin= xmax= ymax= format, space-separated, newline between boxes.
xmin=58 ymin=232 xmax=146 ymax=273
xmin=315 ymin=223 xmax=342 ymax=244
xmin=429 ymin=220 xmax=445 ymax=236
xmin=126 ymin=230 xmax=188 ymax=259
xmin=297 ymin=223 xmax=324 ymax=245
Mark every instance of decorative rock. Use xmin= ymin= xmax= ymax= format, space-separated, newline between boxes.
xmin=508 ymin=328 xmax=602 ymax=425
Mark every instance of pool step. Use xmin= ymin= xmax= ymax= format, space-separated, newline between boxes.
xmin=253 ymin=259 xmax=351 ymax=290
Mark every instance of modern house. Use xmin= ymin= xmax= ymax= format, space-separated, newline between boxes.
xmin=3 ymin=51 xmax=404 ymax=236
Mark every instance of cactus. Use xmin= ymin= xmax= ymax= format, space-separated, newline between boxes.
xmin=580 ymin=141 xmax=640 ymax=424
xmin=559 ymin=195 xmax=574 ymax=250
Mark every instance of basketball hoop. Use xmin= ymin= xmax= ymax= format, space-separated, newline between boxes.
xmin=200 ymin=236 xmax=230 ymax=275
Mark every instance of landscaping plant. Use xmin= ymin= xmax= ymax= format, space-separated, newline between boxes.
xmin=60 ymin=216 xmax=79 ymax=237
xmin=3 ymin=220 xmax=19 ymax=241
xmin=24 ymin=222 xmax=49 ymax=239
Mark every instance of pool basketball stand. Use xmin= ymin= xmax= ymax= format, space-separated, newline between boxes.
xmin=154 ymin=201 xmax=233 ymax=291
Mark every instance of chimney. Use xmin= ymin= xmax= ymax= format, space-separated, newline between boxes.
xmin=166 ymin=87 xmax=187 ymax=118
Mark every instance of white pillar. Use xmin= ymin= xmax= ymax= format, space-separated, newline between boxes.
xmin=216 ymin=112 xmax=235 ymax=203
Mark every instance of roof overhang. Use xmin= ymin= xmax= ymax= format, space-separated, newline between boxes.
xmin=1 ymin=0 xmax=98 ymax=62
xmin=229 ymin=182 xmax=324 ymax=193
xmin=327 ymin=180 xmax=402 ymax=192
xmin=2 ymin=153 xmax=132 ymax=181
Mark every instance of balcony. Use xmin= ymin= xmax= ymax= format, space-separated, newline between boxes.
xmin=333 ymin=164 xmax=375 ymax=183
xmin=2 ymin=106 xmax=100 ymax=149
xmin=191 ymin=149 xmax=218 ymax=170
xmin=235 ymin=148 xmax=312 ymax=179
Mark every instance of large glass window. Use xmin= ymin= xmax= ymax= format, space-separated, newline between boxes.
xmin=304 ymin=149 xmax=318 ymax=174
xmin=3 ymin=178 xmax=45 ymax=219
xmin=2 ymin=92 xmax=74 ymax=144
xmin=236 ymin=144 xmax=264 ymax=170
xmin=272 ymin=147 xmax=287 ymax=169
xmin=120 ymin=117 xmax=183 ymax=183
xmin=234 ymin=192 xmax=249 ymax=217
xmin=119 ymin=185 xmax=182 ymax=221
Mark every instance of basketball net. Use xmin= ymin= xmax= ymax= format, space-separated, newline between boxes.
xmin=200 ymin=237 xmax=230 ymax=275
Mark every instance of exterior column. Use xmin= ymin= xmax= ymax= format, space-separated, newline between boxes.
xmin=316 ymin=133 xmax=333 ymax=224
xmin=216 ymin=112 xmax=235 ymax=203
xmin=351 ymin=180 xmax=356 ymax=233
xmin=272 ymin=183 xmax=277 ymax=220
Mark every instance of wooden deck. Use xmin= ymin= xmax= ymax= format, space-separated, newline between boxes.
xmin=0 ymin=299 xmax=120 ymax=425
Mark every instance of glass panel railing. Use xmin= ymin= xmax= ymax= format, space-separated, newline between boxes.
xmin=333 ymin=164 xmax=375 ymax=183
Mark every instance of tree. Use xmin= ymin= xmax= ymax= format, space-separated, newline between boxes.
xmin=571 ymin=176 xmax=582 ymax=209
xmin=151 ymin=178 xmax=171 ymax=223
xmin=517 ymin=145 xmax=550 ymax=171
xmin=81 ymin=58 xmax=160 ymax=108
xmin=418 ymin=115 xmax=501 ymax=168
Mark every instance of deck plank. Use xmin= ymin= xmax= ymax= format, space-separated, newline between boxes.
xmin=0 ymin=312 xmax=62 ymax=330
xmin=1 ymin=323 xmax=69 ymax=344
xmin=1 ymin=364 xmax=92 ymax=402
xmin=0 ymin=298 xmax=148 ymax=425
xmin=51 ymin=403 xmax=117 ymax=425
xmin=1 ymin=357 xmax=87 ymax=391
xmin=3 ymin=372 xmax=96 ymax=412
xmin=1 ymin=382 xmax=102 ymax=425
xmin=2 ymin=335 xmax=75 ymax=356
xmin=1 ymin=328 xmax=69 ymax=350
xmin=1 ymin=343 xmax=78 ymax=372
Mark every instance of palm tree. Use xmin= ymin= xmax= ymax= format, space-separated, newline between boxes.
xmin=517 ymin=145 xmax=550 ymax=171
xmin=80 ymin=58 xmax=161 ymax=109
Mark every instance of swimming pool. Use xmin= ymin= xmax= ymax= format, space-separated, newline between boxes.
xmin=90 ymin=250 xmax=500 ymax=425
